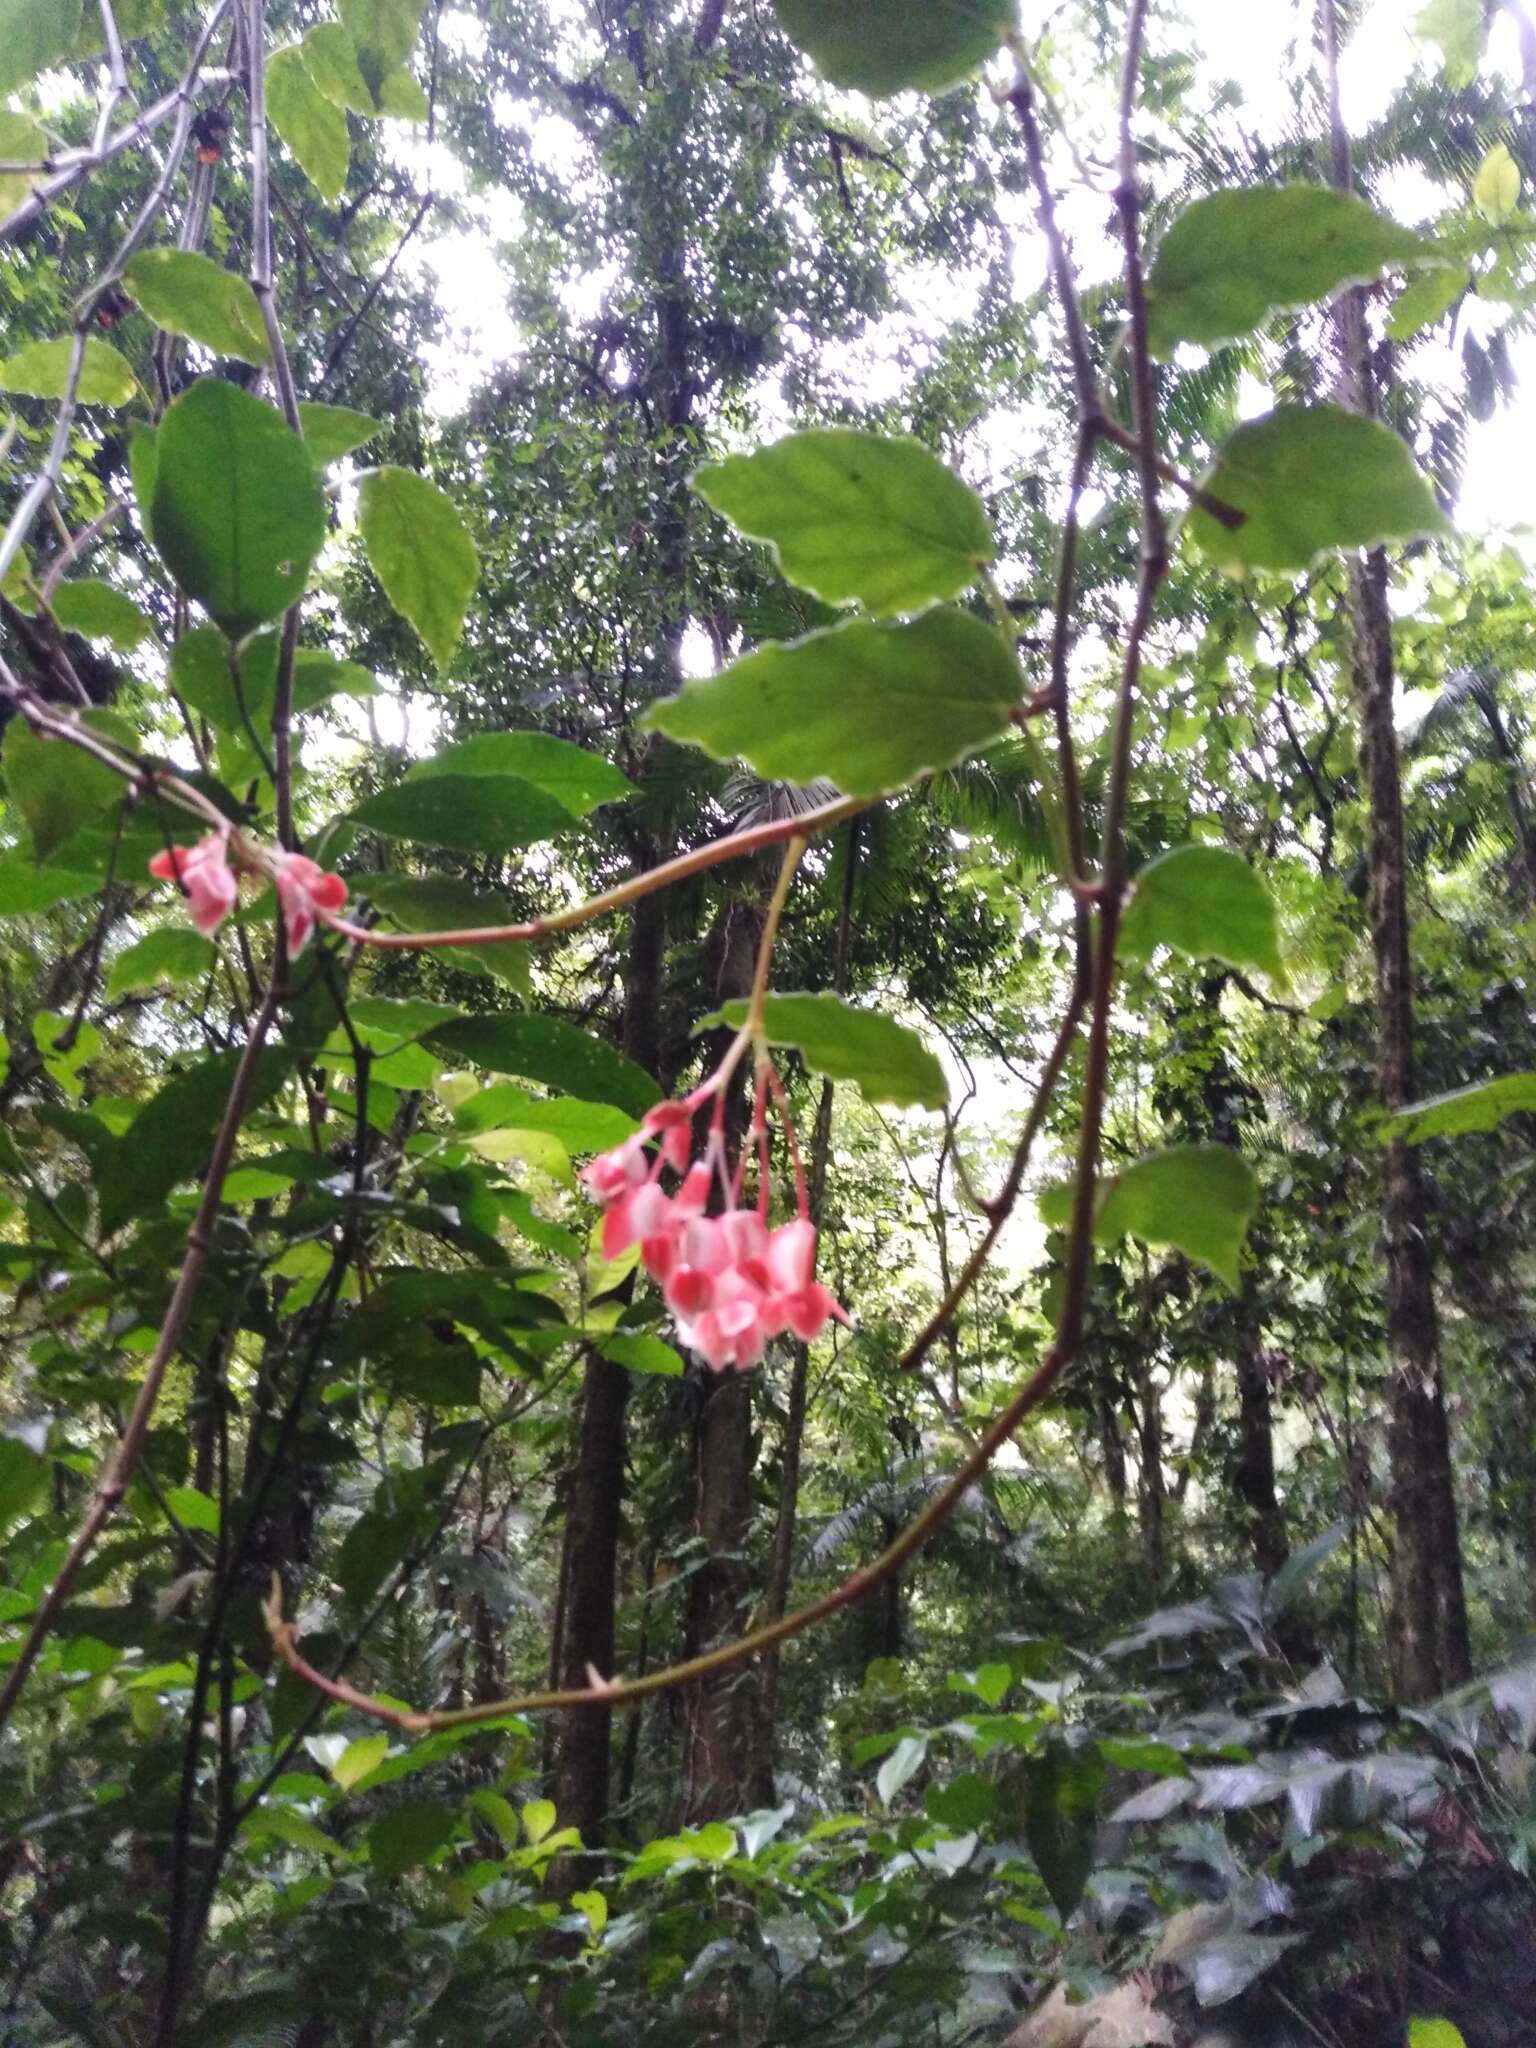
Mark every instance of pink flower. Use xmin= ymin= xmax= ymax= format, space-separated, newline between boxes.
xmin=582 ymin=1140 xmax=647 ymax=1205
xmin=273 ymin=851 xmax=348 ymax=957
xmin=148 ymin=830 xmax=239 ymax=938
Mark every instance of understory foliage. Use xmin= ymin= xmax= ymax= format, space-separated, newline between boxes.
xmin=6 ymin=0 xmax=1536 ymax=2043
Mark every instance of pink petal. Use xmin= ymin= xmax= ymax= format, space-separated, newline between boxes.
xmin=768 ymin=1219 xmax=817 ymax=1294
xmin=667 ymin=1265 xmax=714 ymax=1317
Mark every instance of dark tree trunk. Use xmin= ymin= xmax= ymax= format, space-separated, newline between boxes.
xmin=1234 ymin=1329 xmax=1287 ymax=1579
xmin=1135 ymin=1369 xmax=1166 ymax=1594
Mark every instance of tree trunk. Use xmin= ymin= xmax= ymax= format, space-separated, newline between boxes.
xmin=1234 ymin=1329 xmax=1287 ymax=1579
xmin=1135 ymin=1368 xmax=1166 ymax=1594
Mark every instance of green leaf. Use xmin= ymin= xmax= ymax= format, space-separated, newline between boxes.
xmin=1186 ymin=405 xmax=1451 ymax=576
xmin=0 ymin=110 xmax=48 ymax=217
xmin=1095 ymin=1145 xmax=1258 ymax=1290
xmin=161 ymin=1485 xmax=219 ymax=1534
xmin=3 ymin=711 xmax=130 ymax=859
xmin=424 ymin=1015 xmax=661 ymax=1118
xmin=409 ymin=731 xmax=632 ymax=816
xmin=1415 ymin=0 xmax=1484 ymax=85
xmin=710 ymin=992 xmax=947 ymax=1110
xmin=1381 ymin=1071 xmax=1536 ymax=1143
xmin=453 ymin=1082 xmax=637 ymax=1152
xmin=369 ymin=1798 xmax=456 ymax=1877
xmin=376 ymin=65 xmax=429 ymax=119
xmin=1023 ymin=1743 xmax=1103 ymax=1921
xmin=1120 ymin=844 xmax=1283 ymax=978
xmin=339 ymin=0 xmax=425 ymax=100
xmin=1387 ymin=260 xmax=1468 ymax=340
xmin=107 ymin=927 xmax=215 ymax=999
xmin=363 ymin=875 xmax=531 ymax=990
xmin=358 ymin=466 xmax=478 ymax=671
xmin=520 ymin=1796 xmax=556 ymax=1845
xmin=301 ymin=20 xmax=374 ymax=109
xmin=0 ymin=0 xmax=83 ymax=93
xmin=696 ymin=429 xmax=993 ymax=617
xmin=151 ymin=378 xmax=326 ymax=637
xmin=351 ymin=774 xmax=572 ymax=855
xmin=1474 ymin=141 xmax=1520 ymax=226
xmin=124 ymin=249 xmax=271 ymax=366
xmin=1145 ymin=186 xmax=1437 ymax=358
xmin=0 ymin=335 xmax=137 ymax=406
xmin=600 ymin=1332 xmax=684 ymax=1377
xmin=925 ymin=1771 xmax=999 ymax=1832
xmin=772 ymin=0 xmax=1015 ymax=96
xmin=50 ymin=579 xmax=153 ymax=650
xmin=0 ymin=856 xmax=98 ymax=916
xmin=645 ymin=608 xmax=1017 ymax=797
xmin=97 ymin=1045 xmax=291 ymax=1234
xmin=331 ymin=1733 xmax=389 ymax=1790
xmin=298 ymin=399 xmax=382 ymax=466
xmin=292 ymin=649 xmax=378 ymax=714
xmin=267 ymin=44 xmax=349 ymax=202
xmin=0 ymin=1435 xmax=46 ymax=1534
xmin=1409 ymin=2022 xmax=1468 ymax=2048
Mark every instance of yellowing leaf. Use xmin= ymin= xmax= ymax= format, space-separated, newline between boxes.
xmin=1474 ymin=142 xmax=1520 ymax=227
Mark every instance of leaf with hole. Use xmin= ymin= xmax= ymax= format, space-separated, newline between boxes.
xmin=1120 ymin=844 xmax=1283 ymax=978
xmin=267 ymin=44 xmax=349 ymax=202
xmin=151 ymin=379 xmax=326 ymax=637
xmin=1185 ymin=405 xmax=1450 ymax=575
xmin=696 ymin=429 xmax=993 ymax=616
xmin=645 ymin=608 xmax=1017 ymax=797
xmin=358 ymin=466 xmax=479 ymax=671
xmin=772 ymin=0 xmax=1014 ymax=95
xmin=124 ymin=249 xmax=271 ymax=366
xmin=0 ymin=336 xmax=137 ymax=406
xmin=708 ymin=992 xmax=947 ymax=1110
xmin=1095 ymin=1145 xmax=1258 ymax=1290
xmin=1145 ymin=186 xmax=1438 ymax=358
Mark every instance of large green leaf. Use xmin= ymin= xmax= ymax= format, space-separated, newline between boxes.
xmin=425 ymin=1015 xmax=660 ymax=1117
xmin=124 ymin=250 xmax=271 ymax=366
xmin=710 ymin=992 xmax=948 ymax=1110
xmin=773 ymin=0 xmax=1014 ymax=95
xmin=0 ymin=0 xmax=83 ymax=93
xmin=1120 ymin=844 xmax=1283 ymax=979
xmin=351 ymin=775 xmax=572 ymax=855
xmin=1415 ymin=0 xmax=1484 ymax=86
xmin=1382 ymin=1072 xmax=1536 ymax=1143
xmin=695 ymin=429 xmax=993 ymax=617
xmin=339 ymin=0 xmax=425 ymax=100
xmin=1145 ymin=186 xmax=1436 ymax=358
xmin=408 ymin=731 xmax=632 ymax=815
xmin=267 ymin=44 xmax=349 ymax=202
xmin=302 ymin=20 xmax=374 ymax=109
xmin=363 ymin=875 xmax=531 ymax=990
xmin=106 ymin=926 xmax=215 ymax=999
xmin=51 ymin=580 xmax=152 ymax=650
xmin=357 ymin=466 xmax=478 ymax=671
xmin=151 ymin=379 xmax=326 ymax=638
xmin=1023 ymin=1743 xmax=1103 ymax=1921
xmin=98 ymin=1045 xmax=292 ymax=1234
xmin=1095 ymin=1145 xmax=1258 ymax=1290
xmin=0 ymin=335 xmax=137 ymax=406
xmin=370 ymin=1798 xmax=456 ymax=1877
xmin=3 ymin=712 xmax=131 ymax=859
xmin=0 ymin=1434 xmax=46 ymax=1534
xmin=453 ymin=1082 xmax=637 ymax=1152
xmin=645 ymin=607 xmax=1017 ymax=797
xmin=0 ymin=855 xmax=99 ymax=915
xmin=298 ymin=400 xmax=382 ymax=466
xmin=1185 ymin=405 xmax=1451 ymax=575
xmin=0 ymin=110 xmax=48 ymax=217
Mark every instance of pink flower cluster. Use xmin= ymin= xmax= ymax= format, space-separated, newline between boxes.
xmin=148 ymin=830 xmax=347 ymax=957
xmin=583 ymin=1098 xmax=849 ymax=1374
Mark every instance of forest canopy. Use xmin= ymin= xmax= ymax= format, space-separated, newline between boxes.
xmin=4 ymin=0 xmax=1536 ymax=2042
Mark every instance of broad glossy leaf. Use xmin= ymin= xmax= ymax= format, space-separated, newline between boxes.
xmin=1023 ymin=1743 xmax=1103 ymax=1920
xmin=0 ymin=0 xmax=83 ymax=93
xmin=267 ymin=44 xmax=349 ymax=201
xmin=0 ymin=335 xmax=137 ymax=406
xmin=351 ymin=774 xmax=572 ymax=855
xmin=51 ymin=579 xmax=152 ymax=650
xmin=298 ymin=399 xmax=381 ymax=465
xmin=363 ymin=875 xmax=531 ymax=990
xmin=600 ymin=1332 xmax=684 ymax=1377
xmin=97 ymin=1045 xmax=291 ymax=1234
xmin=302 ymin=20 xmax=374 ymax=109
xmin=1416 ymin=0 xmax=1483 ymax=86
xmin=1474 ymin=141 xmax=1520 ymax=226
xmin=425 ymin=1015 xmax=661 ymax=1117
xmin=152 ymin=379 xmax=326 ymax=637
xmin=1120 ymin=844 xmax=1282 ymax=978
xmin=710 ymin=992 xmax=947 ymax=1110
xmin=1145 ymin=186 xmax=1435 ymax=358
xmin=1186 ymin=405 xmax=1450 ymax=575
xmin=107 ymin=926 xmax=215 ymax=998
xmin=1409 ymin=2024 xmax=1467 ymax=2048
xmin=452 ymin=1082 xmax=637 ymax=1152
xmin=645 ymin=608 xmax=1017 ymax=797
xmin=773 ymin=0 xmax=1014 ymax=96
xmin=695 ymin=429 xmax=993 ymax=616
xmin=0 ymin=111 xmax=47 ymax=217
xmin=1382 ymin=1070 xmax=1536 ymax=1143
xmin=3 ymin=712 xmax=131 ymax=858
xmin=331 ymin=1733 xmax=389 ymax=1790
xmin=358 ymin=466 xmax=478 ymax=671
xmin=124 ymin=249 xmax=271 ymax=366
xmin=1095 ymin=1144 xmax=1258 ymax=1290
xmin=409 ymin=731 xmax=631 ymax=815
